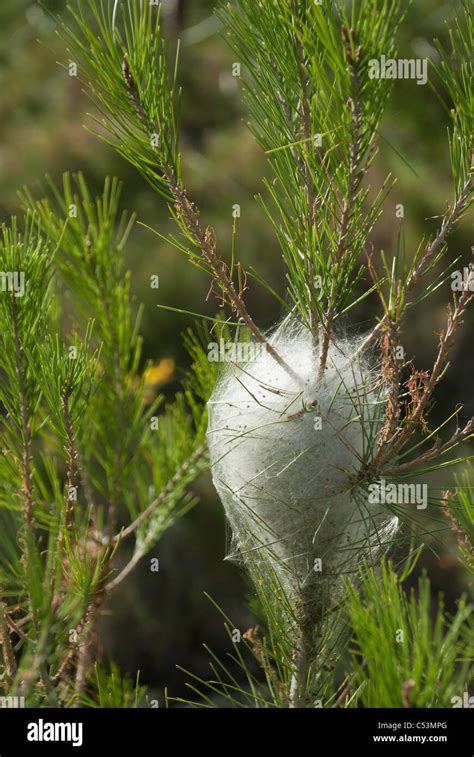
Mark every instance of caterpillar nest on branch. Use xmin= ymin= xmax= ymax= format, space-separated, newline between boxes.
xmin=207 ymin=318 xmax=398 ymax=609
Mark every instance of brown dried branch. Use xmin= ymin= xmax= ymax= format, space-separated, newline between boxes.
xmin=355 ymin=175 xmax=472 ymax=358
xmin=382 ymin=417 xmax=474 ymax=476
xmin=243 ymin=626 xmax=287 ymax=700
xmin=164 ymin=166 xmax=302 ymax=384
xmin=376 ymin=284 xmax=473 ymax=467
xmin=377 ymin=324 xmax=404 ymax=445
xmin=405 ymin=370 xmax=431 ymax=434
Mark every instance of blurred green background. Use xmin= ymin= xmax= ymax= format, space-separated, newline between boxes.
xmin=0 ymin=0 xmax=471 ymax=703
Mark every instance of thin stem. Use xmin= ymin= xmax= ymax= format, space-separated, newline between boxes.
xmin=11 ymin=297 xmax=34 ymax=533
xmin=382 ymin=417 xmax=474 ymax=476
xmin=289 ymin=602 xmax=319 ymax=707
xmin=165 ymin=166 xmax=303 ymax=385
xmin=104 ymin=442 xmax=207 ymax=591
xmin=288 ymin=585 xmax=322 ymax=707
xmin=10 ymin=296 xmax=41 ymax=635
xmin=291 ymin=2 xmax=319 ymax=344
xmin=121 ymin=62 xmax=302 ymax=386
xmin=319 ymin=35 xmax=362 ymax=376
xmin=354 ymin=175 xmax=472 ymax=359
xmin=61 ymin=392 xmax=80 ymax=529
xmin=109 ymin=441 xmax=206 ymax=545
xmin=376 ymin=285 xmax=473 ymax=466
xmin=0 ymin=598 xmax=17 ymax=685
xmin=95 ymin=270 xmax=123 ymax=536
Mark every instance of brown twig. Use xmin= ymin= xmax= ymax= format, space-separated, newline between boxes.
xmin=165 ymin=166 xmax=302 ymax=384
xmin=61 ymin=393 xmax=80 ymax=529
xmin=122 ymin=58 xmax=301 ymax=387
xmin=288 ymin=586 xmax=323 ymax=707
xmin=376 ymin=285 xmax=473 ymax=467
xmin=71 ymin=592 xmax=104 ymax=707
xmin=291 ymin=2 xmax=319 ymax=344
xmin=382 ymin=418 xmax=474 ymax=476
xmin=0 ymin=598 xmax=17 ymax=685
xmin=319 ymin=29 xmax=363 ymax=376
xmin=354 ymin=175 xmax=472 ymax=359
xmin=243 ymin=626 xmax=287 ymax=701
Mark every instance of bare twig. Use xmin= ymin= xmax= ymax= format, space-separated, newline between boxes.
xmin=376 ymin=285 xmax=473 ymax=467
xmin=355 ymin=175 xmax=472 ymax=359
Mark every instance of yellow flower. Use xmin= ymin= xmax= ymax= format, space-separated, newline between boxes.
xmin=144 ymin=358 xmax=175 ymax=387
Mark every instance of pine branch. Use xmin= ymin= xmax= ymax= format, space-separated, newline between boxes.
xmin=11 ymin=297 xmax=35 ymax=535
xmin=61 ymin=392 xmax=81 ymax=530
xmin=357 ymin=175 xmax=472 ymax=358
xmin=108 ymin=441 xmax=207 ymax=547
xmin=319 ymin=27 xmax=363 ymax=374
xmin=123 ymin=65 xmax=301 ymax=384
xmin=0 ymin=597 xmax=17 ymax=685
xmin=441 ymin=482 xmax=474 ymax=572
xmin=375 ymin=283 xmax=473 ymax=469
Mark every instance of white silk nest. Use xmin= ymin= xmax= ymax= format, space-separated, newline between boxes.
xmin=207 ymin=318 xmax=399 ymax=608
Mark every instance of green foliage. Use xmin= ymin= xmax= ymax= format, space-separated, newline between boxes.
xmin=168 ymin=594 xmax=288 ymax=709
xmin=0 ymin=0 xmax=471 ymax=710
xmin=344 ymin=561 xmax=473 ymax=707
xmin=432 ymin=0 xmax=473 ymax=194
xmin=443 ymin=469 xmax=474 ymax=572
xmin=79 ymin=663 xmax=147 ymax=708
xmin=36 ymin=326 xmax=99 ymax=437
xmin=56 ymin=0 xmax=180 ymax=198
xmin=0 ymin=216 xmax=55 ymax=443
xmin=0 ymin=172 xmax=213 ymax=706
xmin=219 ymin=0 xmax=406 ymax=327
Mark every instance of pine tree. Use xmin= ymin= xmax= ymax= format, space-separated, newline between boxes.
xmin=0 ymin=0 xmax=472 ymax=708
